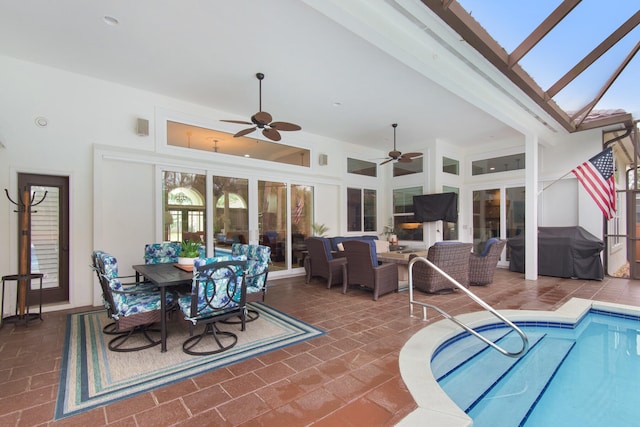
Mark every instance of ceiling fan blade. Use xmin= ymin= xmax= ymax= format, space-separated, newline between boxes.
xmin=234 ymin=127 xmax=257 ymax=138
xmin=253 ymin=111 xmax=273 ymax=125
xmin=262 ymin=128 xmax=281 ymax=141
xmin=402 ymin=152 xmax=423 ymax=158
xmin=380 ymin=158 xmax=393 ymax=165
xmin=270 ymin=121 xmax=302 ymax=131
xmin=221 ymin=119 xmax=253 ymax=125
xmin=398 ymin=156 xmax=413 ymax=163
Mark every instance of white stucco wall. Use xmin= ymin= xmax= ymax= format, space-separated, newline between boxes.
xmin=0 ymin=54 xmax=378 ymax=312
xmin=0 ymin=53 xmax=616 ymax=313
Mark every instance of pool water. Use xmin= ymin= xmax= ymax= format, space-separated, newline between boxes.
xmin=214 ymin=248 xmax=232 ymax=257
xmin=432 ymin=310 xmax=640 ymax=427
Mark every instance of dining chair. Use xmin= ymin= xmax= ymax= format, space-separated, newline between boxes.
xmin=97 ymin=253 xmax=174 ymax=352
xmin=91 ymin=250 xmax=158 ymax=335
xmin=341 ymin=239 xmax=398 ymax=300
xmin=231 ymin=243 xmax=271 ymax=321
xmin=178 ymin=257 xmax=248 ymax=356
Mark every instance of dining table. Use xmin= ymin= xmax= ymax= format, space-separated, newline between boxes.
xmin=132 ymin=263 xmax=193 ymax=352
xmin=376 ymin=250 xmax=429 ymax=290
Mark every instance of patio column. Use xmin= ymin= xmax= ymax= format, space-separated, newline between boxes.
xmin=525 ymin=133 xmax=539 ymax=280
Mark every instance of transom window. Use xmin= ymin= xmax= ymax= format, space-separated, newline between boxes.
xmin=167 ymin=121 xmax=310 ymax=167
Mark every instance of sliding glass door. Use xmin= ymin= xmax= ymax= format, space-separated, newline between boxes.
xmin=212 ymin=176 xmax=249 ymax=249
xmin=258 ymin=180 xmax=287 ymax=269
xmin=291 ymin=184 xmax=313 ymax=267
xmin=159 ymin=167 xmax=315 ymax=273
xmin=473 ymin=186 xmax=524 ymax=261
xmin=162 ymin=171 xmax=206 ymax=245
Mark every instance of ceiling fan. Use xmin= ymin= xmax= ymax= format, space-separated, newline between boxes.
xmin=380 ymin=123 xmax=422 ymax=165
xmin=221 ymin=72 xmax=301 ymax=142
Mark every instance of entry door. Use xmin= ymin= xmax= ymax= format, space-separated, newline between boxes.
xmin=17 ymin=173 xmax=70 ymax=304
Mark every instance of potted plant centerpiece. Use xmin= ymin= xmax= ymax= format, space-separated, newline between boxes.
xmin=380 ymin=219 xmax=398 ymax=245
xmin=178 ymin=239 xmax=200 ymax=265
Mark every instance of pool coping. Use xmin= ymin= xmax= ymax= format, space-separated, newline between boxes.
xmin=395 ymin=298 xmax=640 ymax=427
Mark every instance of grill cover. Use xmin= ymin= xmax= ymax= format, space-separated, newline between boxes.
xmin=508 ymin=226 xmax=604 ymax=280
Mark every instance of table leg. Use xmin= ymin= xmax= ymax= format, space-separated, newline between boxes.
xmin=160 ymin=287 xmax=167 ymax=352
xmin=398 ymin=264 xmax=415 ymax=291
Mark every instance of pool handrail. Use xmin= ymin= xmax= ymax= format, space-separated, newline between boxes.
xmin=408 ymin=256 xmax=529 ymax=358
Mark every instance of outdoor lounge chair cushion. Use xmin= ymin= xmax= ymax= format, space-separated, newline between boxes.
xmin=144 ymin=242 xmax=181 ymax=264
xmin=98 ymin=253 xmax=173 ymax=318
xmin=329 ymin=235 xmax=378 ymax=252
xmin=231 ymin=243 xmax=271 ymax=296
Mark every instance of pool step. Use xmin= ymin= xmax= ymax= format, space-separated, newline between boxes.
xmin=467 ymin=336 xmax=575 ymax=427
xmin=438 ymin=331 xmax=546 ymax=412
xmin=431 ymin=328 xmax=511 ymax=381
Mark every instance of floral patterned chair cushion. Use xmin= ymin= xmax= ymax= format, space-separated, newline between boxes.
xmin=108 ymin=281 xmax=173 ymax=317
xmin=144 ymin=242 xmax=206 ymax=264
xmin=231 ymin=243 xmax=271 ymax=296
xmin=144 ymin=242 xmax=182 ymax=264
xmin=98 ymin=253 xmax=172 ymax=317
xmin=95 ymin=251 xmax=175 ymax=352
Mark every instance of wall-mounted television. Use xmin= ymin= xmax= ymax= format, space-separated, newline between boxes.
xmin=413 ymin=192 xmax=458 ymax=223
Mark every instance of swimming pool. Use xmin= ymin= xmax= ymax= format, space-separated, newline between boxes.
xmin=397 ymin=298 xmax=640 ymax=427
xmin=214 ymin=247 xmax=232 ymax=257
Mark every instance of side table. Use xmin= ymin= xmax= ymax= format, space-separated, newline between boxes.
xmin=1 ymin=273 xmax=44 ymax=327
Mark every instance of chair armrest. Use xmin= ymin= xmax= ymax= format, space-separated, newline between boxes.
xmin=328 ymin=257 xmax=348 ymax=267
xmin=374 ymin=262 xmax=398 ymax=282
xmin=112 ymin=282 xmax=159 ymax=295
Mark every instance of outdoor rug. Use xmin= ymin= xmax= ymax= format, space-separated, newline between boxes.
xmin=55 ymin=302 xmax=325 ymax=420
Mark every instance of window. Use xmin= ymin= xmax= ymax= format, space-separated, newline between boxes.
xmin=443 ymin=157 xmax=459 ymax=175
xmin=348 ymin=188 xmax=377 ymax=232
xmin=167 ymin=121 xmax=310 ymax=167
xmin=393 ymin=157 xmax=423 ymax=177
xmin=472 ymin=153 xmax=525 ymax=175
xmin=348 ymin=158 xmax=377 ymax=177
xmin=393 ymin=187 xmax=423 ymax=241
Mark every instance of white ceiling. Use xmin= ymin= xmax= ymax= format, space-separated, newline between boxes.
xmin=0 ymin=0 xmax=530 ymax=153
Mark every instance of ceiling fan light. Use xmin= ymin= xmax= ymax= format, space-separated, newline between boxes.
xmin=221 ymin=72 xmax=301 ymax=140
xmin=380 ymin=123 xmax=423 ymax=165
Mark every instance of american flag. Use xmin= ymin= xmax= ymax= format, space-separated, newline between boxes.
xmin=571 ymin=147 xmax=616 ymax=219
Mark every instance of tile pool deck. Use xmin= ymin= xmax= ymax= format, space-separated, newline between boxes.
xmin=0 ymin=268 xmax=639 ymax=426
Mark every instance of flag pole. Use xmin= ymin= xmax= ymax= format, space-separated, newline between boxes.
xmin=537 ymin=171 xmax=573 ymax=196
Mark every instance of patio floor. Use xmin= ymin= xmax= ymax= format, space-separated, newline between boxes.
xmin=1 ymin=268 xmax=639 ymax=426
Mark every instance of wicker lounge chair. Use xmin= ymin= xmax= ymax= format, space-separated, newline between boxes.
xmin=305 ymin=237 xmax=347 ymax=288
xmin=341 ymin=240 xmax=398 ymax=301
xmin=410 ymin=242 xmax=472 ymax=293
xmin=469 ymin=238 xmax=506 ymax=285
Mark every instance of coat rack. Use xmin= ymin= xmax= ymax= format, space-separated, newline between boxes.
xmin=4 ymin=187 xmax=47 ymax=319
